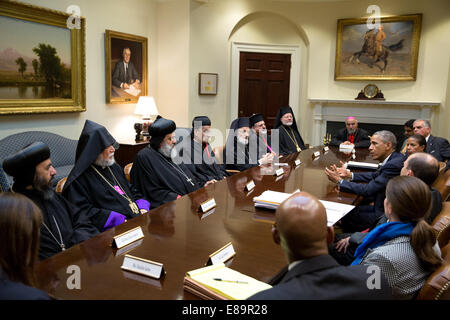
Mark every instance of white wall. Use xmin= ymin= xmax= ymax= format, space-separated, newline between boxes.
xmin=0 ymin=0 xmax=157 ymax=141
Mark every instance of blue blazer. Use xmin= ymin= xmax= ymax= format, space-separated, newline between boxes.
xmin=248 ymin=255 xmax=391 ymax=300
xmin=427 ymin=135 xmax=450 ymax=162
xmin=339 ymin=152 xmax=405 ymax=213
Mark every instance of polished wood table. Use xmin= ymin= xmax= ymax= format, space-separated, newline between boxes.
xmin=36 ymin=146 xmax=375 ymax=300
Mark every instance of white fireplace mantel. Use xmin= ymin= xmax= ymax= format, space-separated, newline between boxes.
xmin=308 ymin=98 xmax=440 ymax=146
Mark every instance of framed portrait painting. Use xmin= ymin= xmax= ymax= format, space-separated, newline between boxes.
xmin=0 ymin=1 xmax=86 ymax=115
xmin=105 ymin=30 xmax=147 ymax=104
xmin=334 ymin=14 xmax=422 ymax=81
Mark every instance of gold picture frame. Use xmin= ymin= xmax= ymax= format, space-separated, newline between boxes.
xmin=335 ymin=14 xmax=422 ymax=81
xmin=0 ymin=1 xmax=86 ymax=115
xmin=105 ymin=30 xmax=148 ymax=104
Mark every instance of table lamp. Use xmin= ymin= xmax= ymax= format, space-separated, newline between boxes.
xmin=134 ymin=96 xmax=159 ymax=141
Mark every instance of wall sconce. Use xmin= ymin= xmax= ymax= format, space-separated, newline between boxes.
xmin=134 ymin=96 xmax=159 ymax=141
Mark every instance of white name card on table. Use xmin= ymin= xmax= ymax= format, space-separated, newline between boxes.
xmin=245 ymin=180 xmax=255 ymax=191
xmin=112 ymin=226 xmax=144 ymax=249
xmin=313 ymin=151 xmax=321 ymax=158
xmin=207 ymin=242 xmax=236 ymax=266
xmin=121 ymin=254 xmax=165 ymax=279
xmin=199 ymin=198 xmax=216 ymax=213
xmin=294 ymin=159 xmax=301 ymax=166
xmin=274 ymin=168 xmax=284 ymax=176
xmin=323 ymin=146 xmax=329 ymax=152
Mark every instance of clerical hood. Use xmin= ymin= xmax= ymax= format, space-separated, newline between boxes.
xmin=273 ymin=106 xmax=300 ymax=134
xmin=63 ymin=120 xmax=119 ymax=191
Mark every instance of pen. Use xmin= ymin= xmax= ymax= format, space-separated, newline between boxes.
xmin=213 ymin=278 xmax=248 ymax=284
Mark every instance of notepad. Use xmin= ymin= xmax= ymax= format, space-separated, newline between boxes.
xmin=346 ymin=161 xmax=379 ymax=170
xmin=124 ymin=84 xmax=141 ymax=97
xmin=253 ymin=190 xmax=300 ymax=210
xmin=319 ymin=200 xmax=355 ymax=226
xmin=184 ymin=263 xmax=271 ymax=300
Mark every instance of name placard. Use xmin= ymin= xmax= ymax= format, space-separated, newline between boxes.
xmin=323 ymin=146 xmax=329 ymax=152
xmin=115 ymin=238 xmax=144 ymax=257
xmin=206 ymin=242 xmax=236 ymax=266
xmin=199 ymin=198 xmax=216 ymax=213
xmin=112 ymin=227 xmax=144 ymax=249
xmin=121 ymin=254 xmax=165 ymax=279
xmin=313 ymin=151 xmax=321 ymax=158
xmin=294 ymin=159 xmax=301 ymax=166
xmin=245 ymin=180 xmax=255 ymax=191
xmin=274 ymin=168 xmax=284 ymax=176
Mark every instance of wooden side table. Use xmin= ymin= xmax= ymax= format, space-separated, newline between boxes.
xmin=115 ymin=140 xmax=150 ymax=168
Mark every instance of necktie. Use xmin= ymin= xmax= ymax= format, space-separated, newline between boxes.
xmin=124 ymin=63 xmax=128 ymax=81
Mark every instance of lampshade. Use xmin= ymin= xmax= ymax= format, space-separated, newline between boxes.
xmin=134 ymin=96 xmax=158 ymax=119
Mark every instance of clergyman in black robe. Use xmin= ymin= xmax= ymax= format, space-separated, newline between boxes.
xmin=2 ymin=142 xmax=98 ymax=260
xmin=224 ymin=117 xmax=274 ymax=172
xmin=130 ymin=117 xmax=202 ymax=210
xmin=62 ymin=120 xmax=150 ymax=232
xmin=273 ymin=106 xmax=306 ymax=156
xmin=177 ymin=116 xmax=228 ymax=185
xmin=249 ymin=113 xmax=278 ymax=159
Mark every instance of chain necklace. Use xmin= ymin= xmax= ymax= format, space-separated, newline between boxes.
xmin=90 ymin=165 xmax=140 ymax=214
xmin=282 ymin=126 xmax=301 ymax=152
xmin=43 ymin=215 xmax=66 ymax=252
xmin=156 ymin=151 xmax=195 ymax=186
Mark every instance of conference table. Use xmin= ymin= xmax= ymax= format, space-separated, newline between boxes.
xmin=35 ymin=146 xmax=375 ymax=300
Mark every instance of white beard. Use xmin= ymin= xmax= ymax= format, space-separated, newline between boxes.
xmin=237 ymin=135 xmax=249 ymax=145
xmin=94 ymin=155 xmax=115 ymax=167
xmin=259 ymin=129 xmax=267 ymax=136
xmin=159 ymin=142 xmax=177 ymax=158
xmin=282 ymin=121 xmax=293 ymax=127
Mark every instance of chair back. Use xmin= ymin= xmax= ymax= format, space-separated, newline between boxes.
xmin=56 ymin=177 xmax=67 ymax=193
xmin=432 ymin=202 xmax=450 ymax=249
xmin=124 ymin=163 xmax=133 ymax=183
xmin=213 ymin=145 xmax=224 ymax=165
xmin=432 ymin=169 xmax=450 ymax=201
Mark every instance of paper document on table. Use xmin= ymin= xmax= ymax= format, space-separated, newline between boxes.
xmin=253 ymin=189 xmax=300 ymax=210
xmin=124 ymin=85 xmax=141 ymax=97
xmin=339 ymin=143 xmax=354 ymax=153
xmin=346 ymin=161 xmax=379 ymax=170
xmin=319 ymin=200 xmax=355 ymax=226
xmin=185 ymin=263 xmax=272 ymax=300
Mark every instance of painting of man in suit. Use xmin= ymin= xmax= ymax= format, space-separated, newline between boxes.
xmin=112 ymin=47 xmax=141 ymax=90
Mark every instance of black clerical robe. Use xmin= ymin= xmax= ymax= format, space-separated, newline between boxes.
xmin=223 ymin=137 xmax=258 ymax=172
xmin=62 ymin=163 xmax=144 ymax=231
xmin=19 ymin=189 xmax=98 ymax=260
xmin=249 ymin=132 xmax=273 ymax=159
xmin=177 ymin=138 xmax=228 ymax=185
xmin=277 ymin=124 xmax=306 ymax=156
xmin=130 ymin=146 xmax=200 ymax=209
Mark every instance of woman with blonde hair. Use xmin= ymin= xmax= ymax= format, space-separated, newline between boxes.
xmin=0 ymin=193 xmax=50 ymax=299
xmin=352 ymin=176 xmax=442 ymax=299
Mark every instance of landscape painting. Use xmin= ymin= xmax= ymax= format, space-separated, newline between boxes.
xmin=0 ymin=1 xmax=85 ymax=115
xmin=335 ymin=14 xmax=422 ymax=81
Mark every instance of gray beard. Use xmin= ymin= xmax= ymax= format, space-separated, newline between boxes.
xmin=237 ymin=136 xmax=249 ymax=145
xmin=159 ymin=142 xmax=176 ymax=158
xmin=34 ymin=174 xmax=54 ymax=200
xmin=282 ymin=121 xmax=293 ymax=127
xmin=94 ymin=156 xmax=115 ymax=167
xmin=348 ymin=129 xmax=356 ymax=134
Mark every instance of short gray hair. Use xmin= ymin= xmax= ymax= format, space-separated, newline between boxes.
xmin=413 ymin=119 xmax=431 ymax=129
xmin=373 ymin=130 xmax=397 ymax=149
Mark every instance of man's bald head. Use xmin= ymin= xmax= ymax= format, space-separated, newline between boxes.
xmin=275 ymin=192 xmax=332 ymax=262
xmin=401 ymin=152 xmax=439 ymax=186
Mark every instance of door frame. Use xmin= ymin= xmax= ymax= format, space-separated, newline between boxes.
xmin=230 ymin=42 xmax=301 ymax=121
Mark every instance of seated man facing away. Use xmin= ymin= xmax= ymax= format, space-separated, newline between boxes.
xmin=224 ymin=117 xmax=273 ymax=172
xmin=330 ymin=116 xmax=370 ymax=148
xmin=2 ymin=142 xmax=98 ymax=260
xmin=62 ymin=120 xmax=150 ymax=232
xmin=330 ymin=152 xmax=442 ymax=266
xmin=131 ymin=117 xmax=209 ymax=210
xmin=248 ymin=191 xmax=391 ymax=300
xmin=273 ymin=106 xmax=306 ymax=156
xmin=325 ymin=130 xmax=405 ymax=233
xmin=413 ymin=119 xmax=450 ymax=163
xmin=177 ymin=116 xmax=228 ymax=185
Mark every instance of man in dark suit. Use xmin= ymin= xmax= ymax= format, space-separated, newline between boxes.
xmin=247 ymin=192 xmax=391 ymax=300
xmin=112 ymin=47 xmax=141 ymax=89
xmin=325 ymin=130 xmax=405 ymax=233
xmin=330 ymin=152 xmax=441 ymax=266
xmin=330 ymin=116 xmax=370 ymax=148
xmin=413 ymin=119 xmax=450 ymax=163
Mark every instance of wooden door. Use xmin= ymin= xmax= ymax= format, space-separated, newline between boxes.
xmin=238 ymin=52 xmax=291 ymax=129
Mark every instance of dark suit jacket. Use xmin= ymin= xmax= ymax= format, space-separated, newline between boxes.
xmin=112 ymin=60 xmax=140 ymax=88
xmin=0 ymin=273 xmax=51 ymax=300
xmin=247 ymin=255 xmax=391 ymax=300
xmin=330 ymin=128 xmax=371 ymax=148
xmin=426 ymin=135 xmax=450 ymax=162
xmin=339 ymin=152 xmax=405 ymax=213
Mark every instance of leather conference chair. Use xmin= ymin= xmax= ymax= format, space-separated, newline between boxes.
xmin=439 ymin=162 xmax=446 ymax=174
xmin=212 ymin=145 xmax=239 ymax=175
xmin=56 ymin=177 xmax=67 ymax=193
xmin=431 ymin=202 xmax=450 ymax=249
xmin=432 ymin=169 xmax=450 ymax=202
xmin=416 ymin=243 xmax=450 ymax=300
xmin=124 ymin=163 xmax=133 ymax=183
